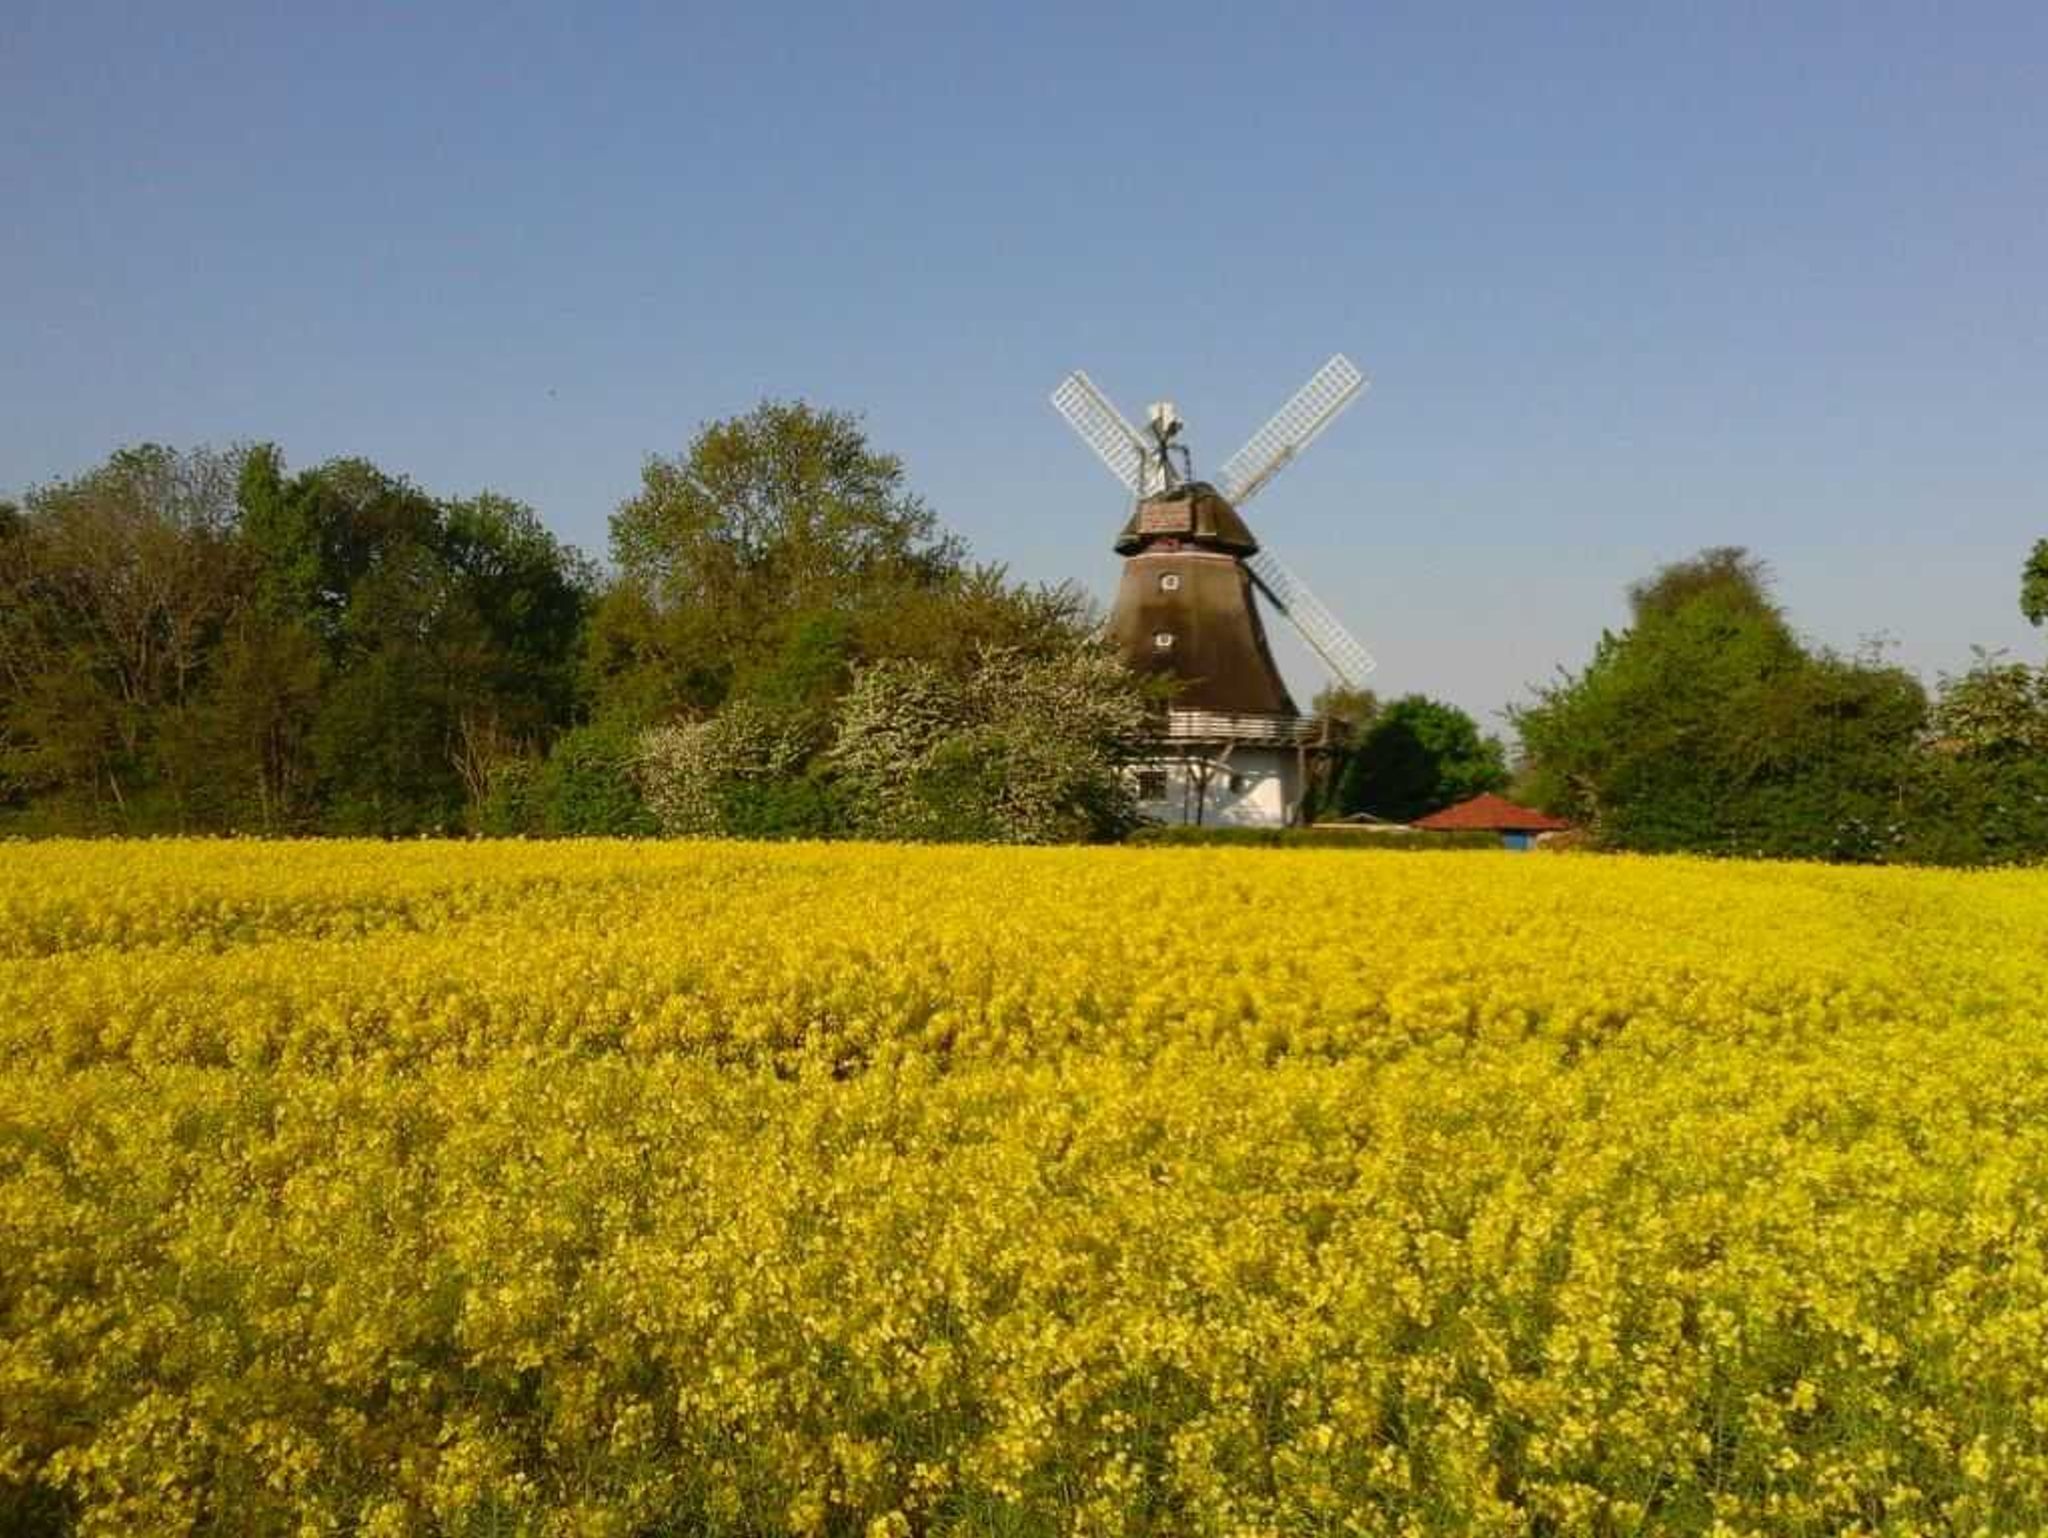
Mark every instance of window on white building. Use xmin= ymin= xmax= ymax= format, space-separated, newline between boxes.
xmin=1135 ymin=769 xmax=1168 ymax=800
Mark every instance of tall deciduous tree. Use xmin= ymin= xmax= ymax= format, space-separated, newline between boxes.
xmin=1513 ymin=548 xmax=1928 ymax=858
xmin=1 ymin=443 xmax=592 ymax=834
xmin=0 ymin=445 xmax=245 ymax=824
xmin=269 ymin=459 xmax=589 ymax=833
xmin=2024 ymin=538 xmax=2048 ymax=630
xmin=595 ymin=402 xmax=964 ymax=720
xmin=1333 ymin=694 xmax=1507 ymax=823
xmin=0 ymin=500 xmax=33 ymax=811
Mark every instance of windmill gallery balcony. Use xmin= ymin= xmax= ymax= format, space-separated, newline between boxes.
xmin=1152 ymin=708 xmax=1330 ymax=746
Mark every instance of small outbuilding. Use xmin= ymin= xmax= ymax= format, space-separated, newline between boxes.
xmin=1412 ymin=793 xmax=1574 ymax=851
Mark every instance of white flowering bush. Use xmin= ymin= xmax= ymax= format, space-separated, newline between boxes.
xmin=637 ymin=699 xmax=813 ymax=835
xmin=829 ymin=643 xmax=1147 ymax=842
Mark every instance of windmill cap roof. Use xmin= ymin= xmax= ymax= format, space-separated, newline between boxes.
xmin=1411 ymin=794 xmax=1573 ymax=833
xmin=1114 ymin=482 xmax=1258 ymax=555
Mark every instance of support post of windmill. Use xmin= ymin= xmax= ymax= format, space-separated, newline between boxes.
xmin=1051 ymin=356 xmax=1378 ymax=829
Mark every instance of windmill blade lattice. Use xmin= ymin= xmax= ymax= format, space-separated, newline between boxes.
xmin=1214 ymin=355 xmax=1367 ymax=507
xmin=1245 ymin=547 xmax=1377 ymax=688
xmin=1050 ymin=372 xmax=1160 ymax=497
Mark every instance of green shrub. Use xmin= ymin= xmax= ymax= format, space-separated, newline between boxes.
xmin=481 ymin=722 xmax=655 ymax=837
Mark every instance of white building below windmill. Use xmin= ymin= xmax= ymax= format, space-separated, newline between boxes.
xmin=1051 ymin=356 xmax=1376 ymax=828
xmin=1127 ymin=709 xmax=1331 ymax=826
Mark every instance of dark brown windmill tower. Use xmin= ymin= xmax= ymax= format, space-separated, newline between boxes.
xmin=1051 ymin=356 xmax=1377 ymax=826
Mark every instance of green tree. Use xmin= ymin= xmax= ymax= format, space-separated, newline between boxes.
xmin=237 ymin=444 xmax=323 ymax=623
xmin=1628 ymin=545 xmax=1785 ymax=623
xmin=596 ymin=401 xmax=964 ymax=722
xmin=1514 ymin=550 xmax=1796 ymax=845
xmin=439 ymin=493 xmax=595 ymax=814
xmin=0 ymin=501 xmax=32 ymax=814
xmin=285 ymin=463 xmax=469 ymax=832
xmin=1303 ymin=683 xmax=1382 ymax=821
xmin=2024 ymin=538 xmax=2048 ymax=629
xmin=3 ymin=442 xmax=592 ymax=834
xmin=0 ymin=445 xmax=245 ymax=828
xmin=1513 ymin=548 xmax=1927 ymax=857
xmin=239 ymin=457 xmax=592 ymax=834
xmin=196 ymin=612 xmax=326 ymax=831
xmin=1333 ymin=694 xmax=1508 ymax=823
xmin=588 ymin=403 xmax=1138 ymax=842
xmin=1312 ymin=683 xmax=1381 ymax=735
xmin=849 ymin=566 xmax=1101 ymax=678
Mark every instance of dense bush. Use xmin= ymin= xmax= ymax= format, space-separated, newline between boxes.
xmin=829 ymin=644 xmax=1147 ymax=843
xmin=1894 ymin=750 xmax=2048 ymax=867
xmin=545 ymin=724 xmax=658 ymax=835
xmin=639 ymin=700 xmax=823 ymax=838
xmin=1513 ymin=547 xmax=2048 ymax=866
xmin=479 ymin=720 xmax=657 ymax=837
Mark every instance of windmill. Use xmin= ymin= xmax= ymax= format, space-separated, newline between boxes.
xmin=1050 ymin=354 xmax=1376 ymax=827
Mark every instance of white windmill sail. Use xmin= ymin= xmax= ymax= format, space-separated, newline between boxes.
xmin=1050 ymin=372 xmax=1168 ymax=497
xmin=1244 ymin=547 xmax=1377 ymax=689
xmin=1213 ymin=354 xmax=1366 ymax=507
xmin=1209 ymin=354 xmax=1377 ymax=689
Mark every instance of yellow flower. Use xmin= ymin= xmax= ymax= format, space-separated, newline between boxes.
xmin=2 ymin=838 xmax=2046 ymax=1532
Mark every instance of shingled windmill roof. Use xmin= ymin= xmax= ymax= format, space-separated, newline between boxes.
xmin=1113 ymin=483 xmax=1258 ymax=556
xmin=1411 ymin=794 xmax=1573 ymax=833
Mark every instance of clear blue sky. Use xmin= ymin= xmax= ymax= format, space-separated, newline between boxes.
xmin=5 ymin=2 xmax=2044 ymax=730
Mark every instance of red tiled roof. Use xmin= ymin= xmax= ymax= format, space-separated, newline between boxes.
xmin=1411 ymin=793 xmax=1573 ymax=833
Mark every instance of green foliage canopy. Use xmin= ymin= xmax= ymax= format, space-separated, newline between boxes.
xmin=0 ymin=445 xmax=244 ymax=824
xmin=1333 ymin=695 xmax=1508 ymax=823
xmin=1 ymin=444 xmax=591 ymax=834
xmin=1513 ymin=548 xmax=1931 ymax=859
xmin=16 ymin=422 xmax=2035 ymax=860
xmin=2024 ymin=538 xmax=2048 ymax=629
xmin=596 ymin=402 xmax=965 ymax=721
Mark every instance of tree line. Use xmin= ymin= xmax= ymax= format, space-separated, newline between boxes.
xmin=0 ymin=406 xmax=1147 ymax=841
xmin=1312 ymin=542 xmax=2048 ymax=865
xmin=1513 ymin=545 xmax=2048 ymax=863
xmin=4 ymin=405 xmax=2044 ymax=861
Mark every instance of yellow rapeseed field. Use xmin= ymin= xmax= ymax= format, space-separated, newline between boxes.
xmin=4 ymin=840 xmax=2048 ymax=1536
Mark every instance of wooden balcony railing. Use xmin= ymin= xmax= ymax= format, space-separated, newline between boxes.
xmin=1152 ymin=709 xmax=1328 ymax=745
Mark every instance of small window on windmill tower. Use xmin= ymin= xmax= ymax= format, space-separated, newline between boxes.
xmin=1227 ymin=772 xmax=1248 ymax=794
xmin=1159 ymin=572 xmax=1182 ymax=592
xmin=1136 ymin=769 xmax=1168 ymax=801
xmin=1152 ymin=631 xmax=1174 ymax=650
